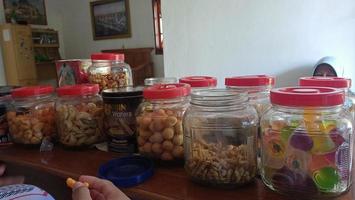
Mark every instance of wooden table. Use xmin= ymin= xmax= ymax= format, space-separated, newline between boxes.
xmin=0 ymin=146 xmax=353 ymax=200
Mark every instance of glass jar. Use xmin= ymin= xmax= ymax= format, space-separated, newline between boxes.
xmin=144 ymin=77 xmax=178 ymax=86
xmin=179 ymin=76 xmax=217 ymax=91
xmin=56 ymin=84 xmax=104 ymax=147
xmin=136 ymin=83 xmax=191 ymax=162
xmin=88 ymin=53 xmax=133 ymax=91
xmin=299 ymin=77 xmax=354 ymax=120
xmin=7 ymin=86 xmax=56 ymax=145
xmin=225 ymin=75 xmax=275 ymax=116
xmin=260 ymin=87 xmax=353 ymax=198
xmin=184 ymin=89 xmax=259 ymax=188
xmin=102 ymin=87 xmax=143 ymax=153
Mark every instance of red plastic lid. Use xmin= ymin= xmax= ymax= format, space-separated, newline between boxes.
xmin=12 ymin=85 xmax=54 ymax=98
xmin=57 ymin=84 xmax=100 ymax=96
xmin=143 ymin=83 xmax=191 ymax=99
xmin=179 ymin=76 xmax=217 ymax=88
xmin=225 ymin=75 xmax=275 ymax=86
xmin=299 ymin=77 xmax=351 ymax=89
xmin=91 ymin=53 xmax=124 ymax=61
xmin=270 ymin=87 xmax=345 ymax=107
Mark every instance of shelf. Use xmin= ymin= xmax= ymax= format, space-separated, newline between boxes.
xmin=33 ymin=44 xmax=59 ymax=48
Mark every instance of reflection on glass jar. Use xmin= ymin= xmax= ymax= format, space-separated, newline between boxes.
xmin=184 ymin=89 xmax=258 ymax=188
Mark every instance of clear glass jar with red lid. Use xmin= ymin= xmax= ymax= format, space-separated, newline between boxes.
xmin=7 ymin=86 xmax=56 ymax=145
xmin=299 ymin=77 xmax=354 ymax=120
xmin=88 ymin=53 xmax=133 ymax=91
xmin=225 ymin=75 xmax=275 ymax=116
xmin=260 ymin=87 xmax=353 ymax=198
xmin=144 ymin=77 xmax=178 ymax=86
xmin=179 ymin=76 xmax=217 ymax=90
xmin=56 ymin=84 xmax=104 ymax=147
xmin=136 ymin=83 xmax=191 ymax=162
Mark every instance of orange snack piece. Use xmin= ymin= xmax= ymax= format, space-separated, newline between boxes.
xmin=66 ymin=177 xmax=89 ymax=189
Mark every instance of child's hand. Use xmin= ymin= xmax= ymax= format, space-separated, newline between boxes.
xmin=72 ymin=175 xmax=130 ymax=200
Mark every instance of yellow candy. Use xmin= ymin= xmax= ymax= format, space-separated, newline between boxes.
xmin=311 ymin=136 xmax=335 ymax=154
xmin=66 ymin=177 xmax=89 ymax=189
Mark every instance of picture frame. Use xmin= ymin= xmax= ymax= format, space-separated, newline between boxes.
xmin=3 ymin=0 xmax=47 ymax=25
xmin=90 ymin=0 xmax=132 ymax=40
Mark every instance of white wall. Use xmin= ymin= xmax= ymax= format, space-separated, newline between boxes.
xmin=162 ymin=0 xmax=355 ymax=89
xmin=0 ymin=0 xmax=66 ymax=85
xmin=60 ymin=0 xmax=164 ymax=77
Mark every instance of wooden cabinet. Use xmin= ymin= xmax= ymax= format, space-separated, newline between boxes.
xmin=0 ymin=24 xmax=37 ymax=86
xmin=0 ymin=24 xmax=60 ymax=86
xmin=102 ymin=48 xmax=154 ymax=86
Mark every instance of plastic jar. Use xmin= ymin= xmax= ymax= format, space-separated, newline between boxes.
xmin=0 ymin=86 xmax=19 ymax=145
xmin=184 ymin=89 xmax=259 ymax=187
xmin=179 ymin=76 xmax=217 ymax=91
xmin=88 ymin=53 xmax=133 ymax=91
xmin=144 ymin=77 xmax=178 ymax=86
xmin=136 ymin=83 xmax=191 ymax=162
xmin=260 ymin=87 xmax=353 ymax=198
xmin=56 ymin=84 xmax=104 ymax=147
xmin=7 ymin=86 xmax=56 ymax=145
xmin=225 ymin=75 xmax=275 ymax=116
xmin=299 ymin=77 xmax=354 ymax=120
xmin=102 ymin=87 xmax=143 ymax=153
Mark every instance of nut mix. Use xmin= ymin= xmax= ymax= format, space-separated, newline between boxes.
xmin=88 ymin=72 xmax=128 ymax=91
xmin=7 ymin=105 xmax=56 ymax=144
xmin=56 ymin=102 xmax=103 ymax=146
xmin=137 ymin=108 xmax=184 ymax=160
xmin=186 ymin=140 xmax=257 ymax=185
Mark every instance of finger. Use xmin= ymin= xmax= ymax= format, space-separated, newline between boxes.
xmin=72 ymin=182 xmax=92 ymax=200
xmin=79 ymin=176 xmax=127 ymax=199
xmin=0 ymin=176 xmax=25 ymax=186
xmin=90 ymin=189 xmax=105 ymax=200
xmin=0 ymin=164 xmax=6 ymax=176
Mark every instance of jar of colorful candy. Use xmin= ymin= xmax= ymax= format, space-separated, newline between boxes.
xmin=225 ymin=75 xmax=275 ymax=116
xmin=179 ymin=76 xmax=217 ymax=91
xmin=299 ymin=77 xmax=354 ymax=120
xmin=136 ymin=83 xmax=191 ymax=163
xmin=184 ymin=89 xmax=258 ymax=187
xmin=88 ymin=53 xmax=133 ymax=91
xmin=260 ymin=87 xmax=353 ymax=198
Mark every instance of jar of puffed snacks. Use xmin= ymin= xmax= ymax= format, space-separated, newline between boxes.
xmin=299 ymin=77 xmax=354 ymax=121
xmin=88 ymin=53 xmax=133 ymax=91
xmin=260 ymin=87 xmax=353 ymax=198
xmin=183 ymin=89 xmax=258 ymax=188
xmin=136 ymin=83 xmax=191 ymax=163
xmin=56 ymin=84 xmax=104 ymax=147
xmin=7 ymin=86 xmax=56 ymax=145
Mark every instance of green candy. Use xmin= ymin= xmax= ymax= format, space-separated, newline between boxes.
xmin=280 ymin=121 xmax=299 ymax=143
xmin=313 ymin=167 xmax=340 ymax=192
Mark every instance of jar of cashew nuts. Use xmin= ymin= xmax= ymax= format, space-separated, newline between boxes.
xmin=56 ymin=84 xmax=104 ymax=148
xmin=7 ymin=86 xmax=56 ymax=145
xmin=88 ymin=53 xmax=133 ymax=91
xmin=136 ymin=83 xmax=191 ymax=163
xmin=183 ymin=89 xmax=259 ymax=188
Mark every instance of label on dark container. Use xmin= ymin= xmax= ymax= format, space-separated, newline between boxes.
xmin=104 ymin=97 xmax=141 ymax=153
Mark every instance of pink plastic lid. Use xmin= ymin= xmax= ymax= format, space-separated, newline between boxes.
xmin=299 ymin=77 xmax=351 ymax=89
xmin=179 ymin=76 xmax=217 ymax=88
xmin=57 ymin=84 xmax=100 ymax=96
xmin=143 ymin=83 xmax=191 ymax=99
xmin=91 ymin=53 xmax=124 ymax=61
xmin=270 ymin=87 xmax=345 ymax=107
xmin=225 ymin=75 xmax=275 ymax=86
xmin=12 ymin=86 xmax=54 ymax=98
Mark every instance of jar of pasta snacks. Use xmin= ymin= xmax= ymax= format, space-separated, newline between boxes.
xmin=299 ymin=77 xmax=354 ymax=120
xmin=88 ymin=53 xmax=133 ymax=91
xmin=260 ymin=87 xmax=353 ymax=198
xmin=225 ymin=75 xmax=275 ymax=116
xmin=7 ymin=86 xmax=56 ymax=145
xmin=102 ymin=87 xmax=143 ymax=153
xmin=56 ymin=84 xmax=104 ymax=148
xmin=144 ymin=77 xmax=178 ymax=86
xmin=136 ymin=83 xmax=191 ymax=163
xmin=179 ymin=76 xmax=217 ymax=91
xmin=184 ymin=89 xmax=258 ymax=188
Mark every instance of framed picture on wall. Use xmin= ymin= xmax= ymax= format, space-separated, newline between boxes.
xmin=3 ymin=0 xmax=47 ymax=25
xmin=90 ymin=0 xmax=132 ymax=40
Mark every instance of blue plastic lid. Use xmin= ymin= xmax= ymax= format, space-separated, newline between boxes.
xmin=98 ymin=155 xmax=154 ymax=188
